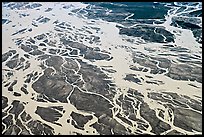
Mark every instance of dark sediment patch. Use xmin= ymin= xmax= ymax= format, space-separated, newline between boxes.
xmin=24 ymin=54 xmax=30 ymax=59
xmin=25 ymin=3 xmax=42 ymax=9
xmin=145 ymin=75 xmax=153 ymax=78
xmin=170 ymin=46 xmax=190 ymax=53
xmin=132 ymin=55 xmax=165 ymax=75
xmin=45 ymin=8 xmax=52 ymax=12
xmin=151 ymin=57 xmax=171 ymax=69
xmin=166 ymin=63 xmax=202 ymax=83
xmin=140 ymin=102 xmax=171 ymax=134
xmin=3 ymin=125 xmax=20 ymax=135
xmin=148 ymin=91 xmax=202 ymax=132
xmin=70 ymin=112 xmax=93 ymax=130
xmin=34 ymin=34 xmax=47 ymax=41
xmin=69 ymin=87 xmax=113 ymax=117
xmin=9 ymin=100 xmax=24 ymax=120
xmin=16 ymin=119 xmax=31 ymax=135
xmin=48 ymin=49 xmax=57 ymax=54
xmin=23 ymin=61 xmax=30 ymax=71
xmin=97 ymin=114 xmax=130 ymax=135
xmin=61 ymin=68 xmax=80 ymax=84
xmin=132 ymin=51 xmax=201 ymax=83
xmin=102 ymin=68 xmax=117 ymax=73
xmin=148 ymin=92 xmax=189 ymax=108
xmin=2 ymin=18 xmax=9 ymax=24
xmin=2 ymin=50 xmax=15 ymax=62
xmin=6 ymin=59 xmax=19 ymax=69
xmin=27 ymin=37 xmax=36 ymax=44
xmin=2 ymin=96 xmax=8 ymax=109
xmin=38 ymin=17 xmax=50 ymax=24
xmin=32 ymin=67 xmax=73 ymax=103
xmin=60 ymin=39 xmax=111 ymax=61
xmin=13 ymin=92 xmax=21 ymax=96
xmin=8 ymin=80 xmax=17 ymax=91
xmin=127 ymin=88 xmax=144 ymax=98
xmin=117 ymin=88 xmax=173 ymax=134
xmin=20 ymin=111 xmax=32 ymax=122
xmin=172 ymin=106 xmax=202 ymax=132
xmin=12 ymin=28 xmax=27 ymax=36
xmin=3 ymin=114 xmax=13 ymax=129
xmin=27 ymin=120 xmax=55 ymax=135
xmin=91 ymin=122 xmax=112 ymax=135
xmin=124 ymin=74 xmax=142 ymax=84
xmin=39 ymin=43 xmax=46 ymax=47
xmin=20 ymin=44 xmax=32 ymax=52
xmin=118 ymin=25 xmax=174 ymax=43
xmin=29 ymin=49 xmax=44 ymax=56
xmin=77 ymin=59 xmax=114 ymax=99
xmin=37 ymin=54 xmax=50 ymax=60
xmin=145 ymin=80 xmax=163 ymax=85
xmin=84 ymin=48 xmax=111 ymax=61
xmin=116 ymin=113 xmax=132 ymax=126
xmin=45 ymin=55 xmax=64 ymax=71
xmin=63 ymin=58 xmax=79 ymax=71
xmin=172 ymin=20 xmax=201 ymax=30
xmin=69 ymin=49 xmax=78 ymax=56
xmin=21 ymin=87 xmax=29 ymax=94
xmin=188 ymin=83 xmax=200 ymax=88
xmin=166 ymin=130 xmax=184 ymax=135
xmin=24 ymin=73 xmax=34 ymax=83
xmin=35 ymin=106 xmax=63 ymax=124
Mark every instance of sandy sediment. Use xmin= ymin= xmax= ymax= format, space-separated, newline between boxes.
xmin=2 ymin=2 xmax=202 ymax=135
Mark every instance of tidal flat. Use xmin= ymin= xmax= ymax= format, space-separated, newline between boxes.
xmin=2 ymin=2 xmax=202 ymax=135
